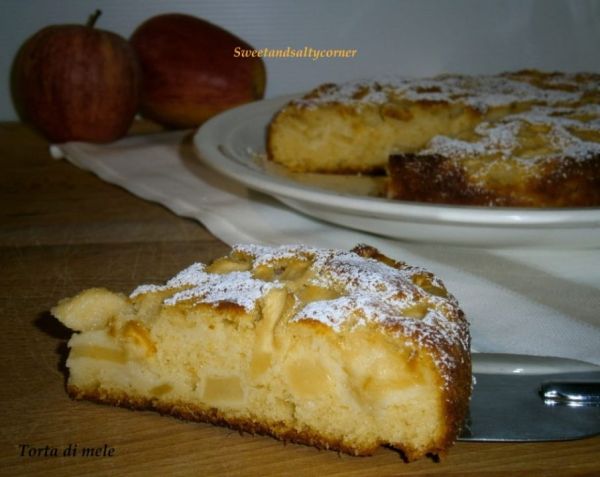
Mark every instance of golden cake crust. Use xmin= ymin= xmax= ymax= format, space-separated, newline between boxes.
xmin=67 ymin=383 xmax=455 ymax=460
xmin=388 ymin=152 xmax=600 ymax=206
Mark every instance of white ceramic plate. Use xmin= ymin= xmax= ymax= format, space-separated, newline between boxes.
xmin=194 ymin=95 xmax=600 ymax=248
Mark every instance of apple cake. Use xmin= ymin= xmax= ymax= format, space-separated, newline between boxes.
xmin=267 ymin=70 xmax=600 ymax=206
xmin=52 ymin=244 xmax=471 ymax=460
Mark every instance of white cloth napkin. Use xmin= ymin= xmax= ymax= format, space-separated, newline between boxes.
xmin=51 ymin=131 xmax=600 ymax=366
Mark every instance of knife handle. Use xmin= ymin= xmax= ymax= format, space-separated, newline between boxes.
xmin=540 ymin=381 xmax=600 ymax=407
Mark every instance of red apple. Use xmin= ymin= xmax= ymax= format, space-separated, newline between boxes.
xmin=130 ymin=14 xmax=266 ymax=128
xmin=13 ymin=11 xmax=139 ymax=143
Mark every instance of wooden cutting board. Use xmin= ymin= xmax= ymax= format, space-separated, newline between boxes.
xmin=1 ymin=122 xmax=598 ymax=476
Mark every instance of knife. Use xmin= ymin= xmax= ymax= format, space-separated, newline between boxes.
xmin=459 ymin=353 xmax=600 ymax=441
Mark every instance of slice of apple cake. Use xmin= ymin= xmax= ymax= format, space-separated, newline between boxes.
xmin=52 ymin=244 xmax=471 ymax=460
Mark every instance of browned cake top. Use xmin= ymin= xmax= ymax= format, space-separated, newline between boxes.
xmin=294 ymin=71 xmax=598 ymax=111
xmin=420 ymin=104 xmax=600 ymax=163
xmin=131 ymin=244 xmax=470 ymax=388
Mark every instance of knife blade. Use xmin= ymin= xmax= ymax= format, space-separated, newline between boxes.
xmin=458 ymin=353 xmax=600 ymax=442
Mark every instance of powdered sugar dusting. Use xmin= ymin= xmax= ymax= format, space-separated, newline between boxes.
xmin=421 ymin=104 xmax=600 ymax=163
xmin=130 ymin=244 xmax=470 ymax=387
xmin=165 ymin=271 xmax=281 ymax=309
xmin=293 ymin=72 xmax=586 ymax=113
xmin=131 ymin=264 xmax=280 ymax=311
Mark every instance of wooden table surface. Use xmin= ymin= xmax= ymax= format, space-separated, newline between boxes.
xmin=1 ymin=122 xmax=599 ymax=477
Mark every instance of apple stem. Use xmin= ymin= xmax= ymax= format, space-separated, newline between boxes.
xmin=87 ymin=10 xmax=102 ymax=28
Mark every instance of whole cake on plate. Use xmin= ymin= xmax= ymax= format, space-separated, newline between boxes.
xmin=268 ymin=70 xmax=600 ymax=206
